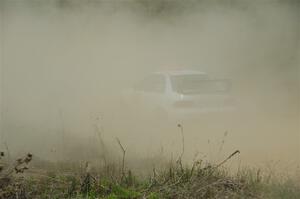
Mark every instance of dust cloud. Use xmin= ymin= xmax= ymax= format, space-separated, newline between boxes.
xmin=0 ymin=0 xmax=299 ymax=170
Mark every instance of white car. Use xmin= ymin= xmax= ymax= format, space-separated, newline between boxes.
xmin=122 ymin=70 xmax=235 ymax=122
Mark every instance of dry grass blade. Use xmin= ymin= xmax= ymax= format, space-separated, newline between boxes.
xmin=177 ymin=124 xmax=185 ymax=161
xmin=215 ymin=150 xmax=240 ymax=169
xmin=116 ymin=137 xmax=126 ymax=180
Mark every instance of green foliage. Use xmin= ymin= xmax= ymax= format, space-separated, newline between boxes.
xmin=110 ymin=184 xmax=141 ymax=199
xmin=0 ymin=155 xmax=298 ymax=198
xmin=147 ymin=192 xmax=161 ymax=199
xmin=262 ymin=179 xmax=300 ymax=199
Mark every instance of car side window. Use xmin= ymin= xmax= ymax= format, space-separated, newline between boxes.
xmin=135 ymin=75 xmax=166 ymax=93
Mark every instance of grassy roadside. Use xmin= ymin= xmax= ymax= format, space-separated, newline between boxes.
xmin=0 ymin=152 xmax=299 ymax=199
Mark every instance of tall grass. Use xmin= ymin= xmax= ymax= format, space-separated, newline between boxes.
xmin=0 ymin=145 xmax=298 ymax=198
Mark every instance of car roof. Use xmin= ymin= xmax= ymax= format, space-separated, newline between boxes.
xmin=154 ymin=70 xmax=207 ymax=76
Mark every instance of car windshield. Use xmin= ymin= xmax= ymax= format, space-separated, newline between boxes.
xmin=171 ymin=75 xmax=231 ymax=94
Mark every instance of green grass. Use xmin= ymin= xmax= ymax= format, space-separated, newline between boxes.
xmin=0 ymin=149 xmax=299 ymax=199
xmin=1 ymin=155 xmax=299 ymax=199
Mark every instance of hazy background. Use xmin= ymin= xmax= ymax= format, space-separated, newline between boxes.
xmin=0 ymin=0 xmax=299 ymax=170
